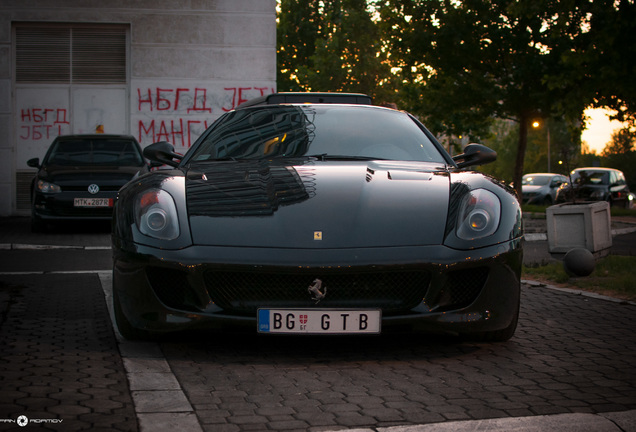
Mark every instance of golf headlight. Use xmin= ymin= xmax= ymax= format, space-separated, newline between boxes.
xmin=135 ymin=189 xmax=179 ymax=240
xmin=37 ymin=180 xmax=61 ymax=193
xmin=456 ymin=189 xmax=501 ymax=240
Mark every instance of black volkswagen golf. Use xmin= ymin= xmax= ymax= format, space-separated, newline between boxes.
xmin=112 ymin=93 xmax=523 ymax=342
xmin=27 ymin=134 xmax=148 ymax=232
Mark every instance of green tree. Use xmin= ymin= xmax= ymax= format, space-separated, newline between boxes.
xmin=577 ymin=143 xmax=602 ymax=169
xmin=277 ymin=0 xmax=397 ymax=103
xmin=602 ymin=128 xmax=636 ymax=190
xmin=480 ymin=119 xmax=517 ymax=184
xmin=277 ymin=1 xmax=323 ymax=92
xmin=377 ymin=0 xmax=590 ymax=198
xmin=602 ymin=128 xmax=636 ymax=156
xmin=554 ymin=0 xmax=636 ymax=127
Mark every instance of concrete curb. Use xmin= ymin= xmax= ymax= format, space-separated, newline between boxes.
xmin=326 ymin=410 xmax=636 ymax=431
xmin=524 ymin=225 xmax=636 ymax=242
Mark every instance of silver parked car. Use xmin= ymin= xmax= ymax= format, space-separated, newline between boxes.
xmin=521 ymin=173 xmax=568 ymax=205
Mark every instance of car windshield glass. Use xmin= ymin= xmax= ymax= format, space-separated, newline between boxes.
xmin=572 ymin=171 xmax=609 ymax=185
xmin=45 ymin=139 xmax=144 ymax=166
xmin=522 ymin=175 xmax=550 ymax=186
xmin=188 ymin=105 xmax=446 ymax=163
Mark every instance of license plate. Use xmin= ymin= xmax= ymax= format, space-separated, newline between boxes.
xmin=257 ymin=309 xmax=381 ymax=334
xmin=73 ymin=198 xmax=113 ymax=207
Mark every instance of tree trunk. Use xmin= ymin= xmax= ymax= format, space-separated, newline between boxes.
xmin=513 ymin=114 xmax=529 ymax=200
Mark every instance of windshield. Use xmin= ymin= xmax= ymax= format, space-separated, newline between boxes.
xmin=44 ymin=138 xmax=144 ymax=166
xmin=186 ymin=105 xmax=447 ymax=163
xmin=572 ymin=170 xmax=608 ymax=185
xmin=522 ymin=175 xmax=551 ymax=186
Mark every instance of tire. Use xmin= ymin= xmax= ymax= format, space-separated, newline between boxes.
xmin=30 ymin=213 xmax=47 ymax=233
xmin=113 ymin=287 xmax=152 ymax=340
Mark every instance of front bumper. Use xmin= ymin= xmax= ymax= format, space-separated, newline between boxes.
xmin=32 ymin=191 xmax=117 ymax=221
xmin=112 ymin=239 xmax=522 ymax=336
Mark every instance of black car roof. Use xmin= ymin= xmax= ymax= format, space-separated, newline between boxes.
xmin=237 ymin=92 xmax=373 ymax=109
xmin=54 ymin=134 xmax=139 ymax=141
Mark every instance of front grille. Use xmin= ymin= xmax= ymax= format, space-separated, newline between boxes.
xmin=63 ymin=185 xmax=122 ymax=192
xmin=203 ymin=270 xmax=431 ymax=314
xmin=434 ymin=267 xmax=488 ymax=311
xmin=42 ymin=203 xmax=114 ymax=217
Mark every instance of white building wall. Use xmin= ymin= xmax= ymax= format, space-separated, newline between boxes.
xmin=0 ymin=0 xmax=277 ymax=216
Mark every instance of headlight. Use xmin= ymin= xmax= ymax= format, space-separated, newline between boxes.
xmin=456 ymin=189 xmax=501 ymax=240
xmin=37 ymin=180 xmax=61 ymax=193
xmin=135 ymin=188 xmax=180 ymax=240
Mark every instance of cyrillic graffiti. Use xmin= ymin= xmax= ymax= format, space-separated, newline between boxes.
xmin=16 ymin=85 xmax=276 ymax=148
xmin=19 ymin=108 xmax=70 ymax=140
xmin=135 ymin=86 xmax=275 ymax=148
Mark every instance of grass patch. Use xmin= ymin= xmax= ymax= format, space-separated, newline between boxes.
xmin=523 ymin=255 xmax=636 ymax=301
xmin=522 ymin=204 xmax=550 ymax=214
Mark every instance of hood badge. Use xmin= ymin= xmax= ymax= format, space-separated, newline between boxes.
xmin=314 ymin=231 xmax=323 ymax=240
xmin=88 ymin=184 xmax=99 ymax=194
xmin=308 ymin=279 xmax=327 ymax=304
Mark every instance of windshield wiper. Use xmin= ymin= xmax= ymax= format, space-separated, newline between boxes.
xmin=307 ymin=154 xmax=386 ymax=161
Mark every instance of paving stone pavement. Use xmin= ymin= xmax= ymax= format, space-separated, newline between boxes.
xmin=0 ymin=273 xmax=137 ymax=431
xmin=157 ymin=284 xmax=636 ymax=431
xmin=1 ymin=215 xmax=636 ymax=432
xmin=2 ymin=271 xmax=635 ymax=432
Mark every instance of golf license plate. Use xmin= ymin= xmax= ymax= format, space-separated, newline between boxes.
xmin=257 ymin=309 xmax=381 ymax=334
xmin=74 ymin=198 xmax=113 ymax=207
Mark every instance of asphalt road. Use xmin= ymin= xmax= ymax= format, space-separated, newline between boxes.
xmin=0 ymin=216 xmax=635 ymax=432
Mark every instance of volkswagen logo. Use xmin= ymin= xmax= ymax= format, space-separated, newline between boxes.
xmin=88 ymin=184 xmax=100 ymax=194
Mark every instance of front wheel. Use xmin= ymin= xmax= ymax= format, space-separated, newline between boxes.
xmin=30 ymin=213 xmax=47 ymax=233
xmin=113 ymin=288 xmax=153 ymax=340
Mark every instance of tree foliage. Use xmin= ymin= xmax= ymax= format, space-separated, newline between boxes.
xmin=480 ymin=117 xmax=578 ymax=184
xmin=554 ymin=0 xmax=636 ymax=127
xmin=277 ymin=0 xmax=397 ymax=103
xmin=601 ymin=128 xmax=636 ymax=190
xmin=602 ymin=128 xmax=636 ymax=156
xmin=277 ymin=0 xmax=323 ymax=93
xmin=277 ymin=0 xmax=636 ymax=194
xmin=376 ymin=0 xmax=593 ymax=197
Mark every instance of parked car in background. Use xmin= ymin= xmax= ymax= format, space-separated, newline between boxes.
xmin=555 ymin=167 xmax=632 ymax=208
xmin=111 ymin=92 xmax=523 ymax=342
xmin=521 ymin=173 xmax=568 ymax=205
xmin=27 ymin=134 xmax=149 ymax=232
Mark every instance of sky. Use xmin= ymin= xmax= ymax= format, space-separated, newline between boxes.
xmin=581 ymin=108 xmax=626 ymax=154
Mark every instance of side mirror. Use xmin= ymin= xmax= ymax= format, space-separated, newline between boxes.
xmin=452 ymin=144 xmax=497 ymax=169
xmin=27 ymin=158 xmax=40 ymax=168
xmin=143 ymin=141 xmax=182 ymax=168
xmin=148 ymin=160 xmax=165 ymax=169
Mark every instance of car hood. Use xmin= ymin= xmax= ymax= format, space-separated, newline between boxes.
xmin=39 ymin=165 xmax=145 ymax=185
xmin=186 ymin=160 xmax=450 ymax=248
